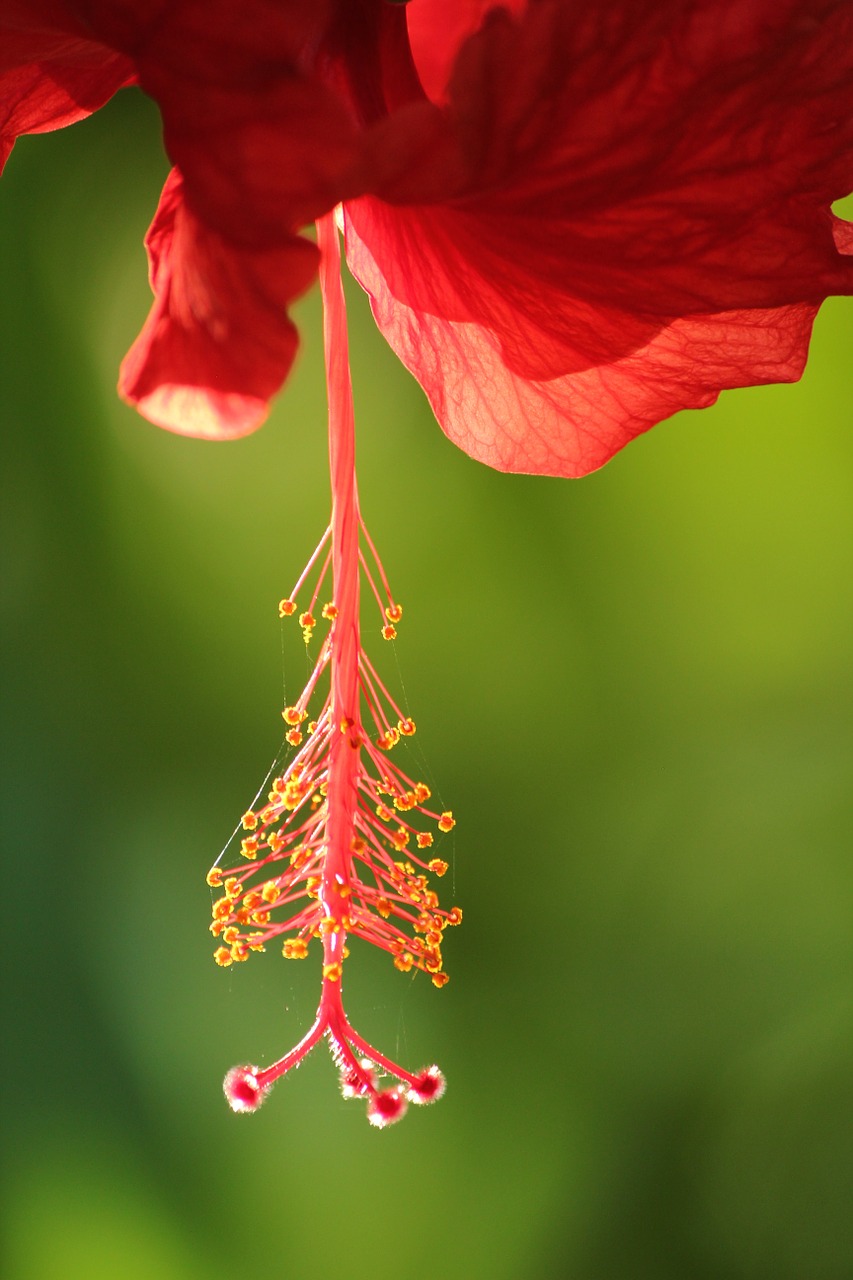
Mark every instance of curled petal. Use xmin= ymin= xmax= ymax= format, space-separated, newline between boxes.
xmin=119 ymin=168 xmax=318 ymax=438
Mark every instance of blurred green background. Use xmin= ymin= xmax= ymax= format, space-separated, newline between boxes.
xmin=2 ymin=89 xmax=852 ymax=1280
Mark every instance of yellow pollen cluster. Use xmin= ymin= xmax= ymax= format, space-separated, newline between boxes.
xmin=210 ymin=542 xmax=461 ymax=1002
xmin=283 ymin=938 xmax=309 ymax=959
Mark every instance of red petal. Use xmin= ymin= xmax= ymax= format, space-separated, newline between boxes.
xmin=119 ymin=168 xmax=318 ymax=438
xmin=346 ymin=0 xmax=853 ymax=474
xmin=346 ymin=204 xmax=840 ymax=476
xmin=406 ymin=0 xmax=525 ymax=103
xmin=77 ymin=0 xmax=364 ymax=243
xmin=1 ymin=2 xmax=133 ymax=172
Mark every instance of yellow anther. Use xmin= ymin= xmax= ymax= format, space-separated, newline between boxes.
xmin=428 ymin=858 xmax=448 ymax=877
xmin=230 ymin=943 xmax=249 ymax=962
xmin=381 ymin=624 xmax=397 ymax=641
xmin=214 ymin=946 xmax=232 ymax=967
xmin=212 ymin=896 xmax=233 ymax=921
xmin=323 ymin=962 xmax=342 ymax=983
xmin=278 ymin=599 xmax=297 ymax=618
xmin=261 ymin=881 xmax=279 ymax=903
xmin=283 ymin=938 xmax=309 ymax=959
xmin=424 ymin=891 xmax=439 ymax=910
xmin=206 ymin=867 xmax=223 ymax=887
xmin=424 ymin=949 xmax=442 ymax=973
xmin=385 ymin=603 xmax=403 ymax=624
xmin=243 ymin=891 xmax=263 ymax=911
xmin=241 ymin=810 xmax=258 ymax=831
xmin=342 ymin=945 xmax=350 ymax=959
xmin=209 ymin=920 xmax=224 ymax=937
xmin=438 ymin=811 xmax=455 ymax=833
xmin=306 ymin=875 xmax=321 ymax=897
xmin=322 ymin=602 xmax=338 ymax=620
xmin=224 ymin=877 xmax=241 ymax=897
xmin=251 ymin=910 xmax=270 ymax=925
xmin=282 ymin=706 xmax=306 ymax=726
xmin=414 ymin=782 xmax=431 ymax=803
xmin=376 ymin=897 xmax=392 ymax=919
xmin=240 ymin=836 xmax=260 ymax=860
xmin=222 ymin=927 xmax=239 ymax=945
xmin=426 ymin=930 xmax=442 ymax=946
xmin=286 ymin=728 xmax=303 ymax=747
xmin=268 ymin=831 xmax=286 ymax=854
xmin=417 ymin=832 xmax=434 ymax=849
xmin=445 ymin=907 xmax=463 ymax=926
xmin=391 ymin=827 xmax=410 ymax=850
xmin=299 ymin=612 xmax=316 ymax=645
xmin=319 ymin=916 xmax=339 ymax=935
xmin=394 ymin=953 xmax=414 ymax=972
xmin=431 ymin=971 xmax=450 ymax=988
xmin=398 ymin=718 xmax=416 ymax=737
xmin=376 ymin=803 xmax=393 ymax=822
xmin=351 ymin=836 xmax=366 ymax=854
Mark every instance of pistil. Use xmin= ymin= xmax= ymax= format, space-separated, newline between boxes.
xmin=211 ymin=210 xmax=458 ymax=1125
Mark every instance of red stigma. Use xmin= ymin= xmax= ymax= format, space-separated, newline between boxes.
xmin=223 ymin=1065 xmax=268 ymax=1113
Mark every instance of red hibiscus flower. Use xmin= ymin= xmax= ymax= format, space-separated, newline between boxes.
xmin=4 ymin=0 xmax=853 ymax=476
xmin=4 ymin=0 xmax=853 ymax=1124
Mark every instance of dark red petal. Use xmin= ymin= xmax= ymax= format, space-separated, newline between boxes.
xmin=77 ymin=0 xmax=365 ymax=244
xmin=1 ymin=1 xmax=133 ymax=173
xmin=346 ymin=205 xmax=840 ymax=477
xmin=119 ymin=168 xmax=318 ymax=438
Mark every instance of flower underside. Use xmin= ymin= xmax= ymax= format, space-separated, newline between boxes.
xmin=207 ymin=213 xmax=458 ymax=1126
